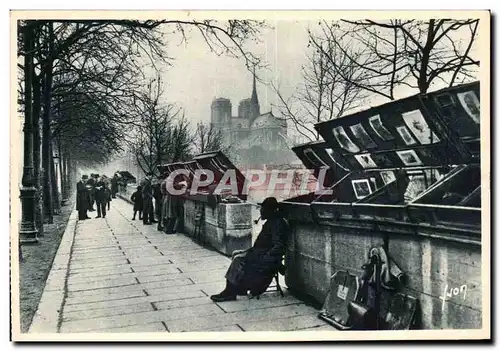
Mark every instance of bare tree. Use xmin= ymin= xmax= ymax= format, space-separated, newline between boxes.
xmin=273 ymin=30 xmax=366 ymax=142
xmin=308 ymin=19 xmax=479 ymax=101
xmin=193 ymin=122 xmax=228 ymax=154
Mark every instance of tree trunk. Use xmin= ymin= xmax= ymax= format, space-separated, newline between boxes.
xmin=42 ymin=21 xmax=54 ymax=224
xmin=32 ymin=67 xmax=44 ymax=235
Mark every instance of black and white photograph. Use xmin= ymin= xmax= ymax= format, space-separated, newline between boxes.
xmin=457 ymin=91 xmax=481 ymax=124
xmin=333 ymin=126 xmax=361 ymax=153
xmin=351 ymin=179 xmax=373 ymax=200
xmin=396 ymin=125 xmax=418 ymax=145
xmin=354 ymin=153 xmax=378 ymax=169
xmin=396 ymin=150 xmax=424 ymax=166
xmin=380 ymin=170 xmax=397 ymax=185
xmin=9 ymin=9 xmax=489 ymax=342
xmin=402 ymin=109 xmax=441 ymax=145
xmin=349 ymin=123 xmax=377 ymax=148
xmin=304 ymin=148 xmax=328 ymax=167
xmin=369 ymin=115 xmax=394 ymax=141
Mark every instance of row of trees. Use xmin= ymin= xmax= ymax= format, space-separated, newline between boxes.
xmin=18 ymin=19 xmax=266 ymax=243
xmin=127 ymin=74 xmax=231 ymax=176
xmin=274 ymin=19 xmax=480 ymax=142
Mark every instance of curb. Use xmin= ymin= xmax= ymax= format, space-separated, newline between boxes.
xmin=28 ymin=209 xmax=78 ymax=333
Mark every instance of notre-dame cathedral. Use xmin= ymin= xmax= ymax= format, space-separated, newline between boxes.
xmin=210 ymin=74 xmax=295 ymax=166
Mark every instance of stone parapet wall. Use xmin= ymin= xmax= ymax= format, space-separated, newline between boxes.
xmin=183 ymin=199 xmax=253 ymax=256
xmin=284 ymin=219 xmax=481 ymax=329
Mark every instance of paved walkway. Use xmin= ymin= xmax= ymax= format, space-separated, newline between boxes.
xmin=29 ymin=198 xmax=333 ymax=333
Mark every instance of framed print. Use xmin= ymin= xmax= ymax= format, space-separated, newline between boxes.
xmin=396 ymin=149 xmax=423 ymax=166
xmin=457 ymin=91 xmax=480 ymax=124
xmin=354 ymin=153 xmax=378 ymax=169
xmin=352 ymin=179 xmax=373 ymax=199
xmin=325 ymin=148 xmax=350 ymax=171
xmin=396 ymin=126 xmax=417 ymax=146
xmin=304 ymin=148 xmax=328 ymax=167
xmin=349 ymin=123 xmax=377 ymax=148
xmin=402 ymin=110 xmax=440 ymax=145
xmin=380 ymin=170 xmax=397 ymax=185
xmin=332 ymin=126 xmax=360 ymax=153
xmin=369 ymin=115 xmax=394 ymax=141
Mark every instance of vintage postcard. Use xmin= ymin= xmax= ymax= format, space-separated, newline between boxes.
xmin=10 ymin=9 xmax=490 ymax=342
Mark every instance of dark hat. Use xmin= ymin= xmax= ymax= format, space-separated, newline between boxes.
xmin=82 ymin=175 xmax=89 ymax=179
xmin=258 ymin=197 xmax=279 ymax=210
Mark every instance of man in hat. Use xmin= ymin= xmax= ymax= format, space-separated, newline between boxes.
xmin=141 ymin=172 xmax=156 ymax=225
xmin=210 ymin=197 xmax=289 ymax=302
xmin=76 ymin=175 xmax=91 ymax=220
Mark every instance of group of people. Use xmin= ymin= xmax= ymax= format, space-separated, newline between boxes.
xmin=77 ymin=169 xmax=290 ymax=303
xmin=130 ymin=172 xmax=186 ymax=234
xmin=76 ymin=173 xmax=117 ymax=220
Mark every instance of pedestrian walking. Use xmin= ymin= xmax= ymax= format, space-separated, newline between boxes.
xmin=141 ymin=174 xmax=156 ymax=225
xmin=94 ymin=176 xmax=107 ymax=218
xmin=131 ymin=185 xmax=144 ymax=220
xmin=111 ymin=173 xmax=118 ymax=198
xmin=76 ymin=175 xmax=91 ymax=220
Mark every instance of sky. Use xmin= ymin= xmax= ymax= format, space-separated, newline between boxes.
xmin=157 ymin=20 xmax=312 ymax=128
xmin=153 ymin=18 xmax=480 ymax=142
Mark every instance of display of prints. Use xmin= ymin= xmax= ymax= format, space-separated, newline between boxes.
xmin=332 ymin=126 xmax=361 ymax=153
xmin=354 ymin=153 xmax=378 ymax=169
xmin=396 ymin=126 xmax=417 ymax=146
xmin=402 ymin=110 xmax=440 ymax=145
xmin=380 ymin=170 xmax=397 ymax=185
xmin=396 ymin=150 xmax=424 ymax=166
xmin=457 ymin=91 xmax=480 ymax=124
xmin=349 ymin=123 xmax=377 ymax=148
xmin=325 ymin=148 xmax=350 ymax=171
xmin=352 ymin=179 xmax=373 ymax=200
xmin=369 ymin=115 xmax=394 ymax=141
xmin=304 ymin=148 xmax=328 ymax=167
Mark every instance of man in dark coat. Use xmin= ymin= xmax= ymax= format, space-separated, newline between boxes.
xmin=210 ymin=197 xmax=289 ymax=302
xmin=94 ymin=176 xmax=107 ymax=218
xmin=76 ymin=175 xmax=91 ymax=220
xmin=110 ymin=174 xmax=119 ymax=198
xmin=141 ymin=173 xmax=156 ymax=225
xmin=87 ymin=174 xmax=96 ymax=211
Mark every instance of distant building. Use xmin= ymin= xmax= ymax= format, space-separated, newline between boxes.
xmin=211 ymin=73 xmax=296 ymax=166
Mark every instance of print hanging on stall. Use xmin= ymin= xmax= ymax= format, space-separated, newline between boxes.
xmin=332 ymin=126 xmax=361 ymax=153
xmin=354 ymin=153 xmax=378 ymax=169
xmin=396 ymin=126 xmax=418 ymax=146
xmin=457 ymin=91 xmax=480 ymax=124
xmin=369 ymin=115 xmax=394 ymax=141
xmin=380 ymin=170 xmax=397 ymax=185
xmin=352 ymin=179 xmax=373 ymax=200
xmin=304 ymin=148 xmax=328 ymax=167
xmin=325 ymin=148 xmax=350 ymax=172
xmin=402 ymin=110 xmax=440 ymax=145
xmin=396 ymin=150 xmax=424 ymax=167
xmin=349 ymin=123 xmax=377 ymax=149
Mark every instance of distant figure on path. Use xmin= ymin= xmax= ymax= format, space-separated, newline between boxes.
xmin=87 ymin=174 xmax=96 ymax=212
xmin=76 ymin=175 xmax=91 ymax=220
xmin=111 ymin=174 xmax=118 ymax=198
xmin=131 ymin=185 xmax=144 ymax=220
xmin=94 ymin=176 xmax=107 ymax=218
xmin=141 ymin=174 xmax=155 ymax=225
xmin=210 ymin=197 xmax=289 ymax=302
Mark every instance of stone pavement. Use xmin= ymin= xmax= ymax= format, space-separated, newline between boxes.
xmin=29 ymin=198 xmax=334 ymax=334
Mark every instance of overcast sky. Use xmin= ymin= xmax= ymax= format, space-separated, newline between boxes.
xmin=158 ymin=20 xmax=312 ymax=126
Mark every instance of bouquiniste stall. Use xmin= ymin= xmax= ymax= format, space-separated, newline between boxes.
xmin=281 ymin=81 xmax=482 ymax=330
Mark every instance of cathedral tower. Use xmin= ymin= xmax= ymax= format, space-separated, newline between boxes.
xmin=249 ymin=69 xmax=260 ymax=123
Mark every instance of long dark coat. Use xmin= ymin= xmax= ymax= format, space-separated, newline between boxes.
xmin=94 ymin=181 xmax=107 ymax=203
xmin=76 ymin=180 xmax=90 ymax=211
xmin=225 ymin=215 xmax=289 ymax=295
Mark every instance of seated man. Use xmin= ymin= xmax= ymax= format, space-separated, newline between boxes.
xmin=210 ymin=197 xmax=289 ymax=302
